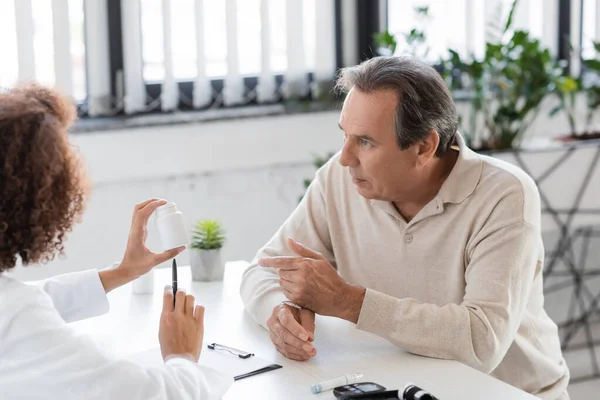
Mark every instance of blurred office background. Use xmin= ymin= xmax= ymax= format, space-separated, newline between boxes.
xmin=1 ymin=0 xmax=600 ymax=396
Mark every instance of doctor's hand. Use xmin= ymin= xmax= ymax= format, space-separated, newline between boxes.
xmin=267 ymin=302 xmax=316 ymax=361
xmin=159 ymin=286 xmax=205 ymax=362
xmin=259 ymin=238 xmax=366 ymax=323
xmin=99 ymin=199 xmax=185 ymax=293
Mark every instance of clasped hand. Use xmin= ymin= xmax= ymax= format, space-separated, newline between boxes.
xmin=259 ymin=238 xmax=366 ymax=362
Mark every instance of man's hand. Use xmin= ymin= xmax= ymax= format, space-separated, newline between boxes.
xmin=267 ymin=303 xmax=316 ymax=361
xmin=99 ymin=199 xmax=185 ymax=293
xmin=159 ymin=286 xmax=205 ymax=362
xmin=259 ymin=238 xmax=366 ymax=322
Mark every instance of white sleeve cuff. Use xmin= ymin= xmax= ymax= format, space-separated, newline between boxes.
xmin=36 ymin=269 xmax=110 ymax=323
xmin=164 ymin=353 xmax=197 ymax=364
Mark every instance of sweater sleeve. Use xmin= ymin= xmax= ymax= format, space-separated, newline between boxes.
xmin=240 ymin=163 xmax=335 ymax=328
xmin=356 ymin=197 xmax=542 ymax=374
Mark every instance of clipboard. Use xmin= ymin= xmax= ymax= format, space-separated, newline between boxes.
xmin=205 ymin=342 xmax=282 ymax=381
xmin=128 ymin=342 xmax=282 ymax=381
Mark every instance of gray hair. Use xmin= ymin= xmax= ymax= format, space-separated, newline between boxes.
xmin=335 ymin=56 xmax=458 ymax=157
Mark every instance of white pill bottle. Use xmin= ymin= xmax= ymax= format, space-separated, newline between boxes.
xmin=132 ymin=201 xmax=189 ymax=294
xmin=154 ymin=202 xmax=189 ymax=250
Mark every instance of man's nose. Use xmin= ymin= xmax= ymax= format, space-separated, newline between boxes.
xmin=339 ymin=139 xmax=359 ymax=168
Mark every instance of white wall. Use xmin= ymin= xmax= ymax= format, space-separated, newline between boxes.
xmin=11 ymin=96 xmax=600 ymax=282
xmin=12 ymin=111 xmax=342 ymax=281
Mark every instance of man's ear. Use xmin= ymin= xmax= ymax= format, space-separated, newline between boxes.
xmin=416 ymin=130 xmax=439 ymax=166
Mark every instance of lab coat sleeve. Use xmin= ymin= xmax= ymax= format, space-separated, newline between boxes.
xmin=2 ymin=286 xmax=233 ymax=400
xmin=29 ymin=267 xmax=112 ymax=323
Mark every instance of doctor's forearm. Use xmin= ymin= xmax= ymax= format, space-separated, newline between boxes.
xmin=98 ymin=267 xmax=135 ymax=293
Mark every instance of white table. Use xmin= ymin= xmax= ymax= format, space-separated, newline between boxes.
xmin=70 ymin=262 xmax=537 ymax=400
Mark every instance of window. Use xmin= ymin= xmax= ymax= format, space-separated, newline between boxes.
xmin=139 ymin=0 xmax=317 ymax=81
xmin=2 ymin=0 xmax=337 ymax=117
xmin=388 ymin=0 xmax=479 ymax=61
xmin=121 ymin=0 xmax=333 ymax=113
xmin=0 ymin=0 xmax=87 ymax=102
xmin=387 ymin=0 xmax=556 ymax=62
xmin=4 ymin=0 xmax=587 ymax=119
xmin=581 ymin=0 xmax=600 ymax=60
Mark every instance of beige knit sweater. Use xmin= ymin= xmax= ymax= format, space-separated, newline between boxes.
xmin=240 ymin=133 xmax=570 ymax=400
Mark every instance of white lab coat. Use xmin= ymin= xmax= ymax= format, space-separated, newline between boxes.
xmin=0 ymin=269 xmax=233 ymax=400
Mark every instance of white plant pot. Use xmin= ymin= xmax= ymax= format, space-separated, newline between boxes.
xmin=190 ymin=248 xmax=224 ymax=281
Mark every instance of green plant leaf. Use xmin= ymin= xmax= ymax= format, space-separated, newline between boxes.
xmin=583 ymin=59 xmax=600 ymax=72
xmin=448 ymin=49 xmax=460 ymax=60
xmin=373 ymin=30 xmax=397 ymax=53
xmin=556 ymin=75 xmax=580 ymax=93
xmin=191 ymin=219 xmax=225 ymax=250
xmin=415 ymin=6 xmax=429 ymax=15
xmin=503 ymin=0 xmax=519 ymax=34
xmin=548 ymin=104 xmax=563 ymax=117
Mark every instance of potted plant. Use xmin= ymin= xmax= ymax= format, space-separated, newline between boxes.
xmin=441 ymin=0 xmax=561 ymax=150
xmin=190 ymin=219 xmax=225 ymax=281
xmin=485 ymin=33 xmax=558 ymax=149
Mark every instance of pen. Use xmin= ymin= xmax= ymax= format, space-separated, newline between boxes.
xmin=311 ymin=373 xmax=363 ymax=394
xmin=207 ymin=343 xmax=254 ymax=359
xmin=172 ymin=258 xmax=178 ymax=304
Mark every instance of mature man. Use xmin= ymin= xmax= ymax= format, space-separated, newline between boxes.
xmin=240 ymin=56 xmax=569 ymax=399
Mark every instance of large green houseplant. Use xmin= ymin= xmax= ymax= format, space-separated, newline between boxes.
xmin=441 ymin=0 xmax=562 ymax=150
xmin=484 ymin=31 xmax=561 ymax=149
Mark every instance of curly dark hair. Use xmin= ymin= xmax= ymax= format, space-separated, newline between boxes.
xmin=0 ymin=84 xmax=89 ymax=272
